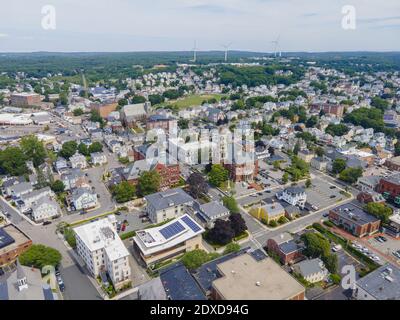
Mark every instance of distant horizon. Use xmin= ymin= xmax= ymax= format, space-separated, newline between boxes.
xmin=1 ymin=1 xmax=399 ymax=52
xmin=1 ymin=50 xmax=400 ymax=55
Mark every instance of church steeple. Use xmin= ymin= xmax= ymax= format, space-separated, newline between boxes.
xmin=16 ymin=261 xmax=28 ymax=291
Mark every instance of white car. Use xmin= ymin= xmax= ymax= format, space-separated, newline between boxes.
xmin=332 ymin=245 xmax=342 ymax=252
xmin=371 ymin=256 xmax=380 ymax=262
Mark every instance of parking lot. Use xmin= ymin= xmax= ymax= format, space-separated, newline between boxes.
xmin=366 ymin=235 xmax=400 ymax=263
xmin=306 ymin=178 xmax=347 ymax=210
xmin=115 ymin=210 xmax=151 ymax=234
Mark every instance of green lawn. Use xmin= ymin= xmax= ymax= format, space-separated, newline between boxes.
xmin=161 ymin=94 xmax=224 ymax=110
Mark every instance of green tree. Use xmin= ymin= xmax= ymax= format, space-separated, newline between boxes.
xmin=223 ymin=243 xmax=241 ymax=255
xmin=88 ymin=142 xmax=103 ymax=154
xmin=282 ymin=172 xmax=289 ymax=184
xmin=371 ymin=96 xmax=389 ymax=111
xmin=112 ymin=181 xmax=136 ymax=203
xmin=332 ymin=158 xmax=347 ymax=174
xmin=0 ymin=147 xmax=28 ymax=176
xmin=364 ymin=202 xmax=393 ymax=224
xmin=208 ymin=164 xmax=229 ymax=187
xmin=339 ymin=167 xmax=363 ymax=184
xmin=301 ymin=233 xmax=330 ymax=258
xmin=73 ymin=108 xmax=84 ymax=116
xmin=59 ymin=141 xmax=78 ymax=159
xmin=222 ymin=196 xmax=240 ymax=214
xmin=90 ymin=110 xmax=105 ymax=127
xmin=78 ymin=143 xmax=89 ymax=156
xmin=137 ymin=170 xmax=161 ymax=197
xmin=51 ymin=180 xmax=65 ymax=194
xmin=305 ymin=179 xmax=312 ymax=188
xmin=325 ymin=124 xmax=349 ymax=137
xmin=19 ymin=244 xmax=62 ymax=269
xmin=131 ymin=95 xmax=146 ymax=104
xmin=322 ymin=253 xmax=338 ymax=274
xmin=20 ymin=135 xmax=47 ymax=167
xmin=181 ymin=249 xmax=220 ymax=270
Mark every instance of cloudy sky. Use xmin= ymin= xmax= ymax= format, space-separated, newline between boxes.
xmin=0 ymin=0 xmax=399 ymax=52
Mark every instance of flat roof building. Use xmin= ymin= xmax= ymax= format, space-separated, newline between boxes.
xmin=74 ymin=216 xmax=131 ymax=290
xmin=133 ymin=214 xmax=204 ymax=267
xmin=354 ymin=264 xmax=400 ymax=300
xmin=211 ymin=253 xmax=305 ymax=300
xmin=329 ymin=203 xmax=380 ymax=238
xmin=0 ymin=225 xmax=32 ymax=267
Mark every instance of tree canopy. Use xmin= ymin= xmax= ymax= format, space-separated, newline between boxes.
xmin=19 ymin=244 xmax=62 ymax=269
xmin=137 ymin=170 xmax=161 ymax=197
xmin=208 ymin=164 xmax=229 ymax=187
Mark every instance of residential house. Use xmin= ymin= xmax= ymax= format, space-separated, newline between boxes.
xmin=70 ymin=187 xmax=98 ymax=211
xmin=145 ymin=188 xmax=194 ymax=224
xmin=31 ymin=197 xmax=61 ymax=222
xmin=61 ymin=169 xmax=89 ymax=191
xmin=293 ymin=258 xmax=329 ymax=284
xmin=195 ymin=201 xmax=230 ymax=228
xmin=276 ymin=187 xmax=307 ymax=209
xmin=250 ymin=202 xmax=285 ymax=224
xmin=91 ymin=152 xmax=108 ymax=166
xmin=69 ymin=152 xmax=88 ymax=169
xmin=267 ymin=232 xmax=304 ymax=265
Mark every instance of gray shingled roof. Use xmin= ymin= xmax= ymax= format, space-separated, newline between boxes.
xmin=199 ymin=201 xmax=229 ymax=220
xmin=145 ymin=188 xmax=194 ymax=211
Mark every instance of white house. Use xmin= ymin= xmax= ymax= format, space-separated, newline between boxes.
xmin=31 ymin=197 xmax=61 ymax=222
xmin=74 ymin=215 xmax=131 ymax=290
xmin=69 ymin=152 xmax=88 ymax=169
xmin=276 ymin=187 xmax=307 ymax=209
xmin=145 ymin=188 xmax=194 ymax=224
xmin=71 ymin=187 xmax=98 ymax=211
xmin=91 ymin=152 xmax=108 ymax=166
xmin=293 ymin=258 xmax=329 ymax=283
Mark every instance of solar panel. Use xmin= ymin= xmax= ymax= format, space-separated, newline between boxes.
xmin=181 ymin=216 xmax=201 ymax=233
xmin=0 ymin=229 xmax=15 ymax=250
xmin=160 ymin=221 xmax=185 ymax=240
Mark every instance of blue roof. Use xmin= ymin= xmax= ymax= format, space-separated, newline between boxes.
xmin=160 ymin=263 xmax=206 ymax=300
xmin=181 ymin=216 xmax=201 ymax=233
xmin=0 ymin=228 xmax=15 ymax=250
xmin=159 ymin=221 xmax=185 ymax=240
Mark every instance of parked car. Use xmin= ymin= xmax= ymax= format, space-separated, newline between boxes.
xmin=332 ymin=244 xmax=342 ymax=252
xmin=57 ymin=277 xmax=65 ymax=292
xmin=42 ymin=221 xmax=52 ymax=226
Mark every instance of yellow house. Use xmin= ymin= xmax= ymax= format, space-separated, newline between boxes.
xmin=250 ymin=202 xmax=285 ymax=224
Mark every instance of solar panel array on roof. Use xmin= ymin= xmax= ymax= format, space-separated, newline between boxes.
xmin=181 ymin=216 xmax=201 ymax=233
xmin=160 ymin=221 xmax=185 ymax=240
xmin=0 ymin=229 xmax=15 ymax=250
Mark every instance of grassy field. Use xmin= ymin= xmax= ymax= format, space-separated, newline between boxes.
xmin=161 ymin=93 xmax=225 ymax=110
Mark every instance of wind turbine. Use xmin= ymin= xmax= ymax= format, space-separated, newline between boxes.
xmin=221 ymin=42 xmax=233 ymax=62
xmin=191 ymin=40 xmax=198 ymax=63
xmin=271 ymin=35 xmax=281 ymax=58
